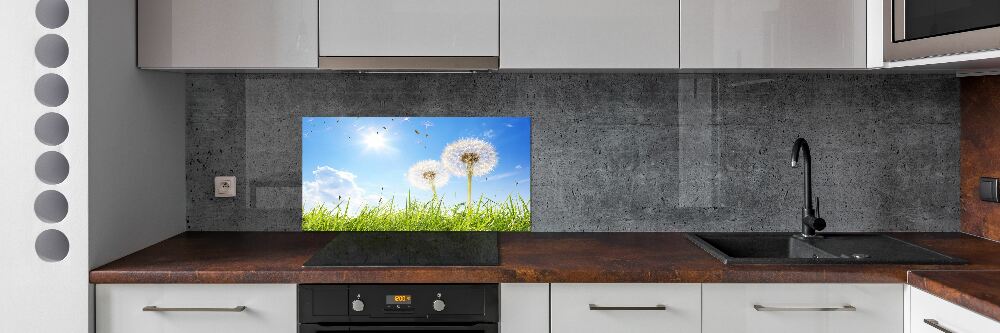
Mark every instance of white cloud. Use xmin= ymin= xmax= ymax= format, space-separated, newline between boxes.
xmin=486 ymin=171 xmax=517 ymax=181
xmin=504 ymin=123 xmax=514 ymax=128
xmin=302 ymin=166 xmax=379 ymax=215
xmin=483 ymin=129 xmax=496 ymax=138
xmin=515 ymin=164 xmax=523 ymax=169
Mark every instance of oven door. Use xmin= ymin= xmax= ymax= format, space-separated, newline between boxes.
xmin=300 ymin=323 xmax=498 ymax=333
xmin=884 ymin=0 xmax=1000 ymax=61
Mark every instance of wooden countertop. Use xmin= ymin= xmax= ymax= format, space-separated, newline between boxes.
xmin=90 ymin=232 xmax=1000 ymax=321
xmin=91 ymin=232 xmax=1000 ymax=284
xmin=908 ymin=270 xmax=1000 ymax=323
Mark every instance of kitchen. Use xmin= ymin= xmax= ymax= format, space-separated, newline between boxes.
xmin=3 ymin=0 xmax=1000 ymax=332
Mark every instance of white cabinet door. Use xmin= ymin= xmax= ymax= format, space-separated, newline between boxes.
xmin=702 ymin=284 xmax=903 ymax=333
xmin=680 ymin=0 xmax=869 ymax=68
xmin=96 ymin=284 xmax=297 ymax=333
xmin=138 ymin=0 xmax=318 ymax=69
xmin=501 ymin=0 xmax=680 ymax=69
xmin=551 ymin=283 xmax=700 ymax=333
xmin=910 ymin=287 xmax=1000 ymax=333
xmin=319 ymin=0 xmax=499 ymax=56
xmin=500 ymin=283 xmax=549 ymax=333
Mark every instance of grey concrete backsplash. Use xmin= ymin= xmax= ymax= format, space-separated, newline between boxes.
xmin=186 ymin=73 xmax=960 ymax=232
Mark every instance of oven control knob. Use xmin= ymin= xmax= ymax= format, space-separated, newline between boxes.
xmin=432 ymin=299 xmax=446 ymax=312
xmin=351 ymin=299 xmax=365 ymax=312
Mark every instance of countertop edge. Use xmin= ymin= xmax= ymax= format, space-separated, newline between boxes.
xmin=907 ymin=270 xmax=1000 ymax=323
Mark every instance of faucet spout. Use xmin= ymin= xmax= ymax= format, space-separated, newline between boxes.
xmin=791 ymin=138 xmax=825 ymax=237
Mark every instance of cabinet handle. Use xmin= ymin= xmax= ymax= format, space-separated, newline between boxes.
xmin=753 ymin=304 xmax=856 ymax=312
xmin=588 ymin=304 xmax=666 ymax=311
xmin=143 ymin=306 xmax=247 ymax=312
xmin=923 ymin=319 xmax=955 ymax=333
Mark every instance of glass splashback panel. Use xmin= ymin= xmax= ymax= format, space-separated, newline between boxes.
xmin=302 ymin=117 xmax=531 ymax=231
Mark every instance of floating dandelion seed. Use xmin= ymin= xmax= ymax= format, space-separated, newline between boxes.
xmin=406 ymin=160 xmax=450 ymax=197
xmin=441 ymin=138 xmax=498 ymax=210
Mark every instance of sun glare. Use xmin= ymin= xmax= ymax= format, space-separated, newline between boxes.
xmin=361 ymin=131 xmax=389 ymax=151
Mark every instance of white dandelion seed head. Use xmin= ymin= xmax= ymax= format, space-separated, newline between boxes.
xmin=406 ymin=160 xmax=450 ymax=190
xmin=441 ymin=138 xmax=498 ymax=176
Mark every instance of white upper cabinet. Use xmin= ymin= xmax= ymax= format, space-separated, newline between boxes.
xmin=138 ymin=0 xmax=318 ymax=69
xmin=681 ymin=0 xmax=875 ymax=69
xmin=319 ymin=0 xmax=499 ymax=56
xmin=500 ymin=0 xmax=680 ymax=69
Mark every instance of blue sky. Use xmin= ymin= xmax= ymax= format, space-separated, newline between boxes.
xmin=302 ymin=117 xmax=531 ymax=214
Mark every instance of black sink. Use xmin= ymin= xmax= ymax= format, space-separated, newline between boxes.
xmin=687 ymin=233 xmax=966 ymax=265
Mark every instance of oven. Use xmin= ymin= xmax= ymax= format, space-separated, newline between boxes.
xmin=299 ymin=284 xmax=499 ymax=333
xmin=884 ymin=0 xmax=1000 ymax=61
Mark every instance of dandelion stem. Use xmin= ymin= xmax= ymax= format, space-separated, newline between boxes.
xmin=465 ymin=166 xmax=473 ymax=214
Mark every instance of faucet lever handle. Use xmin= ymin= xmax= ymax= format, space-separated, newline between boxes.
xmin=815 ymin=196 xmax=820 ymax=218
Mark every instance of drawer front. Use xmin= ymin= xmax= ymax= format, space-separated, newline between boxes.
xmin=551 ymin=283 xmax=701 ymax=333
xmin=910 ymin=287 xmax=1000 ymax=333
xmin=703 ymin=284 xmax=903 ymax=333
xmin=96 ymin=284 xmax=296 ymax=333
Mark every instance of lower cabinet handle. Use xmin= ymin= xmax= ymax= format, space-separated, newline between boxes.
xmin=923 ymin=319 xmax=955 ymax=333
xmin=143 ymin=306 xmax=247 ymax=312
xmin=588 ymin=304 xmax=667 ymax=311
xmin=753 ymin=304 xmax=856 ymax=312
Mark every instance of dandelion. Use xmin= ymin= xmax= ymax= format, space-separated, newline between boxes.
xmin=441 ymin=138 xmax=498 ymax=209
xmin=406 ymin=160 xmax=450 ymax=198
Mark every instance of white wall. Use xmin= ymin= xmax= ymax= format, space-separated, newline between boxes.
xmin=88 ymin=0 xmax=187 ymax=270
xmin=0 ymin=0 xmax=185 ymax=331
xmin=0 ymin=0 xmax=90 ymax=331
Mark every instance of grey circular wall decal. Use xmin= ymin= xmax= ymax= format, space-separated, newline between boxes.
xmin=34 ymin=73 xmax=69 ymax=107
xmin=35 ymin=229 xmax=69 ymax=262
xmin=35 ymin=34 xmax=69 ymax=68
xmin=35 ymin=151 xmax=69 ymax=185
xmin=36 ymin=0 xmax=69 ymax=29
xmin=35 ymin=112 xmax=69 ymax=145
xmin=34 ymin=190 xmax=68 ymax=223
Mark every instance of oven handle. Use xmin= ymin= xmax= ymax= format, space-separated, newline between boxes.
xmin=350 ymin=324 xmax=496 ymax=331
xmin=298 ymin=323 xmax=497 ymax=333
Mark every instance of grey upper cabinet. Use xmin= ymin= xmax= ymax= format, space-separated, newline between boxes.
xmin=138 ymin=0 xmax=318 ymax=69
xmin=501 ymin=0 xmax=680 ymax=69
xmin=681 ymin=0 xmax=877 ymax=69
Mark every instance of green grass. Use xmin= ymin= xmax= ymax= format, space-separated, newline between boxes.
xmin=302 ymin=193 xmax=531 ymax=231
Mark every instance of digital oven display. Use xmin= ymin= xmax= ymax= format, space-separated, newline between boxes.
xmin=386 ymin=295 xmax=412 ymax=305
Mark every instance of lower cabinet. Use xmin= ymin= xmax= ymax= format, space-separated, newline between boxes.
xmin=95 ymin=284 xmax=297 ymax=333
xmin=500 ymin=283 xmax=549 ymax=333
xmin=550 ymin=283 xmax=701 ymax=333
xmin=702 ymin=284 xmax=903 ymax=333
xmin=909 ymin=287 xmax=1000 ymax=333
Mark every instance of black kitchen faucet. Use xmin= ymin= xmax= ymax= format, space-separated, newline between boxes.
xmin=791 ymin=138 xmax=826 ymax=237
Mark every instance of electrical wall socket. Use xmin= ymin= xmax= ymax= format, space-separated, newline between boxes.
xmin=215 ymin=176 xmax=236 ymax=198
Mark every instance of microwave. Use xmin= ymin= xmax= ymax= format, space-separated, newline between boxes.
xmin=884 ymin=0 xmax=1000 ymax=62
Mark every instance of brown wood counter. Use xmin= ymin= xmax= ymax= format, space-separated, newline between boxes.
xmin=90 ymin=232 xmax=1000 ymax=284
xmin=908 ymin=270 xmax=1000 ymax=323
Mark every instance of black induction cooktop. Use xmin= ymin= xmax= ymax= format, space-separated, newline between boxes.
xmin=303 ymin=232 xmax=499 ymax=267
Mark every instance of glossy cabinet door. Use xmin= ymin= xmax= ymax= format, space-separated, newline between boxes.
xmin=319 ymin=0 xmax=499 ymax=56
xmin=702 ymin=283 xmax=903 ymax=333
xmin=138 ymin=0 xmax=318 ymax=69
xmin=96 ymin=284 xmax=297 ymax=333
xmin=500 ymin=0 xmax=680 ymax=69
xmin=550 ymin=283 xmax=701 ymax=333
xmin=910 ymin=287 xmax=1000 ymax=333
xmin=681 ymin=0 xmax=869 ymax=68
xmin=500 ymin=283 xmax=549 ymax=333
